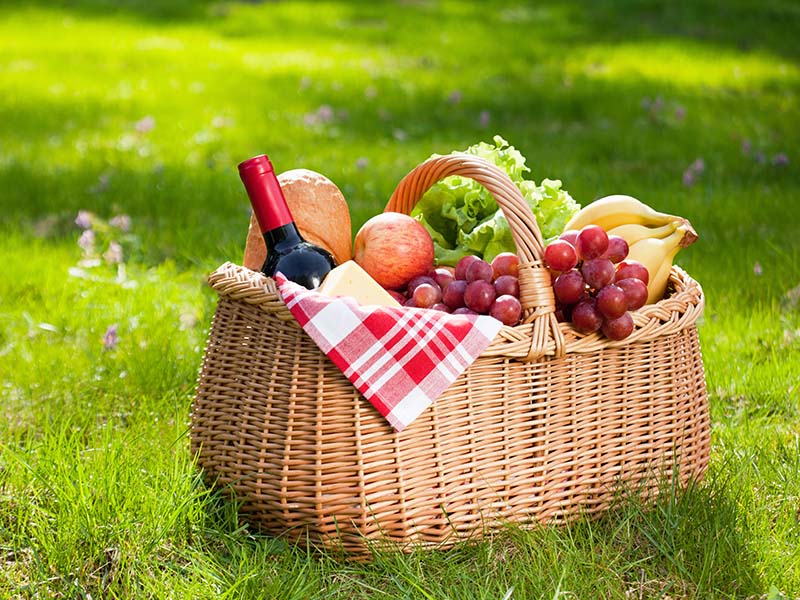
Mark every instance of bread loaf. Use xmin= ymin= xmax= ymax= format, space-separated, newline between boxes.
xmin=243 ymin=169 xmax=353 ymax=270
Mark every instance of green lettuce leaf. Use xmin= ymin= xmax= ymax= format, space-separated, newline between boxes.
xmin=536 ymin=178 xmax=579 ymax=241
xmin=411 ymin=135 xmax=581 ymax=265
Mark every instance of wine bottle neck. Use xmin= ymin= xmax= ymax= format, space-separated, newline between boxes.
xmin=238 ymin=154 xmax=294 ymax=232
xmin=263 ymin=222 xmax=303 ymax=253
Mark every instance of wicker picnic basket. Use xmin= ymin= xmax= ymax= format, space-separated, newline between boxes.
xmin=191 ymin=154 xmax=709 ymax=554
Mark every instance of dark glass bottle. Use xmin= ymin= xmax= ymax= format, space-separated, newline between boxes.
xmin=238 ymin=154 xmax=336 ymax=289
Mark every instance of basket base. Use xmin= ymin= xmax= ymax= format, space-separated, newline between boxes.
xmin=191 ymin=294 xmax=709 ymax=556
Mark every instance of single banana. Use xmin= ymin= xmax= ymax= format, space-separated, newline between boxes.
xmin=626 ymin=225 xmax=696 ymax=304
xmin=648 ymin=252 xmax=681 ymax=305
xmin=564 ymin=194 xmax=679 ymax=232
xmin=606 ymin=221 xmax=679 ymax=246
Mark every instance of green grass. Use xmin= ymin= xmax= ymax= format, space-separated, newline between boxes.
xmin=1 ymin=0 xmax=799 ymax=597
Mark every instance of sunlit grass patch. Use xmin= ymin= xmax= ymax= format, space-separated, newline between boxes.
xmin=562 ymin=39 xmax=799 ymax=90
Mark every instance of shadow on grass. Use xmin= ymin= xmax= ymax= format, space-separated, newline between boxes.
xmin=2 ymin=0 xmax=797 ymax=227
xmin=2 ymin=57 xmax=796 ymax=267
xmin=602 ymin=473 xmax=757 ymax=595
xmin=0 ymin=0 xmax=219 ymax=22
xmin=189 ymin=465 xmax=766 ymax=598
xmin=1 ymin=0 xmax=798 ymax=61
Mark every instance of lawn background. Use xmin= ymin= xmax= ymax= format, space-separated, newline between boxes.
xmin=0 ymin=1 xmax=798 ymax=598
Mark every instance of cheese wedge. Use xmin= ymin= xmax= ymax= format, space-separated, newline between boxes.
xmin=317 ymin=261 xmax=402 ymax=308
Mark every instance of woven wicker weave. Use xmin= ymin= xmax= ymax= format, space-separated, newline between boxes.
xmin=191 ymin=155 xmax=709 ymax=554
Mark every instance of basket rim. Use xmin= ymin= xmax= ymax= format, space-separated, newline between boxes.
xmin=206 ymin=261 xmax=704 ymax=361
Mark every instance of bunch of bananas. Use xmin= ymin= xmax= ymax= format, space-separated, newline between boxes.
xmin=564 ymin=195 xmax=698 ymax=304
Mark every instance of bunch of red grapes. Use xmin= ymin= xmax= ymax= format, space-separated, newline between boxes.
xmin=390 ymin=253 xmax=523 ymax=326
xmin=544 ymin=225 xmax=650 ymax=340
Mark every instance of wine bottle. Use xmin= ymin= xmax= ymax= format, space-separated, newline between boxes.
xmin=238 ymin=154 xmax=337 ymax=289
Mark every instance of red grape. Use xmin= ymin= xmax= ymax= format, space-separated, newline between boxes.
xmin=491 ymin=252 xmax=519 ymax=278
xmin=388 ymin=290 xmax=406 ymax=305
xmin=413 ymin=282 xmax=442 ymax=308
xmin=575 ymin=225 xmax=609 ymax=260
xmin=407 ymin=275 xmax=437 ymax=296
xmin=464 ymin=280 xmax=496 ymax=313
xmin=494 ymin=274 xmax=520 ymax=297
xmin=465 ymin=259 xmax=494 ymax=283
xmin=431 ymin=302 xmax=451 ymax=313
xmin=442 ymin=279 xmax=468 ymax=309
xmin=431 ymin=267 xmax=455 ymax=290
xmin=555 ymin=302 xmax=574 ymax=323
xmin=455 ymin=255 xmax=481 ymax=280
xmin=581 ymin=258 xmax=615 ymax=290
xmin=615 ymin=260 xmax=650 ymax=285
xmin=571 ymin=299 xmax=603 ymax=334
xmin=559 ymin=230 xmax=580 ymax=246
xmin=553 ymin=270 xmax=586 ymax=305
xmin=544 ymin=239 xmax=578 ymax=272
xmin=616 ymin=277 xmax=648 ymax=311
xmin=602 ymin=235 xmax=629 ymax=263
xmin=453 ymin=307 xmax=478 ymax=315
xmin=602 ymin=312 xmax=634 ymax=340
xmin=596 ymin=284 xmax=627 ymax=319
xmin=404 ymin=297 xmax=417 ymax=308
xmin=430 ymin=264 xmax=454 ymax=276
xmin=490 ymin=295 xmax=522 ymax=326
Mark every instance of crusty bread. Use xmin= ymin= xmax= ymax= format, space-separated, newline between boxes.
xmin=243 ymin=168 xmax=353 ymax=270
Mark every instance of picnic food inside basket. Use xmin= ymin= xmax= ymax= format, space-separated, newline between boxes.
xmin=191 ymin=153 xmax=709 ymax=555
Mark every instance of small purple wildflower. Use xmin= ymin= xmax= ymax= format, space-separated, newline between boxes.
xmin=355 ymin=157 xmax=369 ymax=170
xmin=393 ymin=128 xmax=408 ymax=142
xmin=674 ymin=105 xmax=686 ymax=121
xmin=741 ymin=138 xmax=752 ymax=155
xmin=109 ymin=214 xmax=132 ymax=232
xmin=651 ymin=96 xmax=664 ymax=113
xmin=772 ymin=153 xmax=790 ymax=167
xmin=682 ymin=158 xmax=705 ymax=187
xmin=754 ymin=151 xmax=767 ymax=164
xmin=753 ymin=261 xmax=763 ymax=276
xmin=479 ymin=110 xmax=491 ymax=128
xmin=303 ymin=105 xmax=335 ymax=127
xmin=135 ymin=115 xmax=155 ymax=134
xmin=102 ymin=324 xmax=119 ymax=350
xmin=89 ymin=172 xmax=111 ymax=195
xmin=316 ymin=105 xmax=334 ymax=122
xmin=78 ymin=229 xmax=95 ymax=253
xmin=103 ymin=241 xmax=123 ymax=265
xmin=75 ymin=210 xmax=93 ymax=229
xmin=447 ymin=90 xmax=463 ymax=104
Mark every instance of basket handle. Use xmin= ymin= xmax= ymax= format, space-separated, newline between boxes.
xmin=385 ymin=154 xmax=565 ymax=358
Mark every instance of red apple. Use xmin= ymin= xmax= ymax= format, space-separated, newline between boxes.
xmin=353 ymin=212 xmax=435 ymax=290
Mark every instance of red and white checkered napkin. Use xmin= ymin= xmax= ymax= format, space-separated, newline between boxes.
xmin=275 ymin=274 xmax=503 ymax=432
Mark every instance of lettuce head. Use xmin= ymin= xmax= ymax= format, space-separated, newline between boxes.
xmin=411 ymin=135 xmax=581 ymax=265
